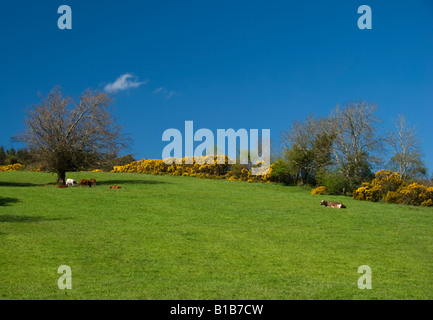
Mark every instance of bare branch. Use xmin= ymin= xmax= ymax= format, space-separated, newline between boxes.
xmin=15 ymin=87 xmax=129 ymax=184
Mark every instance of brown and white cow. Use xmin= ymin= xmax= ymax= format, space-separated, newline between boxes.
xmin=66 ymin=179 xmax=78 ymax=187
xmin=320 ymin=200 xmax=347 ymax=209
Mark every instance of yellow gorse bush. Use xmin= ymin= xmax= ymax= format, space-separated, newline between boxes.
xmin=0 ymin=163 xmax=25 ymax=172
xmin=397 ymin=183 xmax=433 ymax=207
xmin=353 ymin=169 xmax=433 ymax=206
xmin=311 ymin=186 xmax=327 ymax=195
xmin=352 ymin=182 xmax=382 ymax=202
xmin=353 ymin=170 xmax=404 ymax=202
xmin=111 ymin=156 xmax=273 ymax=183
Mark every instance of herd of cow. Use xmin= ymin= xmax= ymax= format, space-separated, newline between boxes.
xmin=65 ymin=178 xmax=96 ymax=187
xmin=56 ymin=181 xmax=344 ymax=209
xmin=56 ymin=179 xmax=122 ymax=189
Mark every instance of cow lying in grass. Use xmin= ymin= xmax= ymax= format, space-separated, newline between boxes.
xmin=109 ymin=185 xmax=121 ymax=189
xmin=320 ymin=200 xmax=347 ymax=209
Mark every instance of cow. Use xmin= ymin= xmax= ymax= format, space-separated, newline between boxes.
xmin=66 ymin=179 xmax=78 ymax=187
xmin=80 ymin=179 xmax=92 ymax=187
xmin=320 ymin=200 xmax=347 ymax=209
xmin=109 ymin=185 xmax=121 ymax=189
xmin=89 ymin=179 xmax=97 ymax=187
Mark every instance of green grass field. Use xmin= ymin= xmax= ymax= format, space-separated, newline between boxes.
xmin=1 ymin=171 xmax=432 ymax=300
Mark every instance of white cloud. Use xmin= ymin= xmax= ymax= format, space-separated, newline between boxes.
xmin=153 ymin=87 xmax=176 ymax=99
xmin=104 ymin=73 xmax=148 ymax=94
xmin=153 ymin=87 xmax=164 ymax=94
xmin=166 ymin=91 xmax=176 ymax=99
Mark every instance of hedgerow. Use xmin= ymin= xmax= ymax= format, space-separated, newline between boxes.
xmin=110 ymin=156 xmax=274 ymax=183
xmin=0 ymin=163 xmax=25 ymax=172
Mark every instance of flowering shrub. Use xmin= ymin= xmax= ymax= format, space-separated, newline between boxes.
xmin=396 ymin=183 xmax=433 ymax=206
xmin=92 ymin=169 xmax=103 ymax=172
xmin=353 ymin=170 xmax=432 ymax=206
xmin=373 ymin=170 xmax=405 ymax=195
xmin=111 ymin=156 xmax=274 ymax=184
xmin=421 ymin=198 xmax=433 ymax=207
xmin=111 ymin=156 xmax=230 ymax=177
xmin=384 ymin=191 xmax=401 ymax=204
xmin=353 ymin=170 xmax=405 ymax=202
xmin=0 ymin=163 xmax=25 ymax=172
xmin=352 ymin=182 xmax=382 ymax=202
xmin=225 ymin=161 xmax=272 ymax=183
xmin=311 ymin=186 xmax=327 ymax=195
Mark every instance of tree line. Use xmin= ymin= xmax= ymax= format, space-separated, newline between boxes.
xmin=0 ymin=144 xmax=135 ymax=175
xmin=0 ymin=146 xmax=33 ymax=166
xmin=5 ymin=87 xmax=430 ymax=190
xmin=274 ymin=101 xmax=428 ymax=194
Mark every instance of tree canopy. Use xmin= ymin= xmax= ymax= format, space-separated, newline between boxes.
xmin=16 ymin=87 xmax=128 ymax=184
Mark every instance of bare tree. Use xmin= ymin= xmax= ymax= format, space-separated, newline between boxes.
xmin=16 ymin=87 xmax=128 ymax=184
xmin=331 ymin=101 xmax=383 ymax=189
xmin=386 ymin=114 xmax=426 ymax=180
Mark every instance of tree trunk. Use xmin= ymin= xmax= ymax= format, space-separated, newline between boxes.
xmin=57 ymin=171 xmax=66 ymax=185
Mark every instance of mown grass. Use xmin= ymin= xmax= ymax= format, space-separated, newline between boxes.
xmin=0 ymin=171 xmax=432 ymax=300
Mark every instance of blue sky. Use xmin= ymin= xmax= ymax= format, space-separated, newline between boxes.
xmin=1 ymin=1 xmax=432 ymax=171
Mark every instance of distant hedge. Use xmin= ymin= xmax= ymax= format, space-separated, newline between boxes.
xmin=0 ymin=163 xmax=25 ymax=172
xmin=110 ymin=156 xmax=278 ymax=183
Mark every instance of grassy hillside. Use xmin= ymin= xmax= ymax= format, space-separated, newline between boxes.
xmin=1 ymin=171 xmax=432 ymax=299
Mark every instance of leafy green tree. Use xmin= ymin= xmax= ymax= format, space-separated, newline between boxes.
xmin=6 ymin=147 xmax=18 ymax=165
xmin=268 ymin=159 xmax=293 ymax=185
xmin=281 ymin=115 xmax=335 ymax=185
xmin=316 ymin=170 xmax=349 ymax=195
xmin=0 ymin=146 xmax=6 ymax=165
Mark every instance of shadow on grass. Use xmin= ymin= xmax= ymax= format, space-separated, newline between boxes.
xmin=0 ymin=214 xmax=69 ymax=223
xmin=95 ymin=179 xmax=171 ymax=186
xmin=0 ymin=197 xmax=20 ymax=206
xmin=0 ymin=181 xmax=41 ymax=187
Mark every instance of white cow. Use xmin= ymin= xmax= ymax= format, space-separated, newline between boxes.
xmin=66 ymin=179 xmax=78 ymax=187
